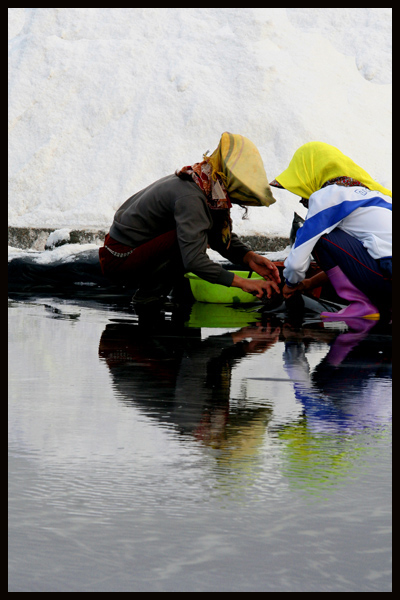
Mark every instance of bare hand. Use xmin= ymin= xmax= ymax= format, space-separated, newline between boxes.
xmin=282 ymin=272 xmax=328 ymax=299
xmin=243 ymin=251 xmax=281 ymax=284
xmin=282 ymin=283 xmax=300 ymax=299
xmin=232 ymin=274 xmax=280 ymax=299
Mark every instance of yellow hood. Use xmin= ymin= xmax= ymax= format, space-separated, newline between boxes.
xmin=274 ymin=141 xmax=392 ymax=199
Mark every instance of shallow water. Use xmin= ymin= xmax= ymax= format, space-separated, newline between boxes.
xmin=8 ymin=298 xmax=392 ymax=592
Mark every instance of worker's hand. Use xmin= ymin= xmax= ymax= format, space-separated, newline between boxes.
xmin=282 ymin=273 xmax=327 ymax=299
xmin=232 ymin=274 xmax=280 ymax=299
xmin=282 ymin=283 xmax=301 ymax=299
xmin=243 ymin=251 xmax=281 ymax=284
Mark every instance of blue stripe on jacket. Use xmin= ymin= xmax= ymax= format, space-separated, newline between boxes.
xmin=293 ymin=196 xmax=392 ymax=250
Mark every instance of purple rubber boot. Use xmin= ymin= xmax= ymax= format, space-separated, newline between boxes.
xmin=321 ymin=266 xmax=380 ymax=319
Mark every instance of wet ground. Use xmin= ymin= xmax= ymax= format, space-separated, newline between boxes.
xmin=8 ymin=296 xmax=392 ymax=592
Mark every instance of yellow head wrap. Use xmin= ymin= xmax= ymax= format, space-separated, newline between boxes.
xmin=205 ymin=132 xmax=276 ymax=207
xmin=274 ymin=141 xmax=392 ymax=199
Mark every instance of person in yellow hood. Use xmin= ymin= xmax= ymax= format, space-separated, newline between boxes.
xmin=270 ymin=142 xmax=392 ymax=320
xmin=99 ymin=133 xmax=281 ymax=311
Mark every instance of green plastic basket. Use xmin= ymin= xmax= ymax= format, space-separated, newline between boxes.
xmin=185 ymin=271 xmax=263 ymax=303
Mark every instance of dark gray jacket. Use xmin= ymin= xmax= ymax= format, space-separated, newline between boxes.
xmin=109 ymin=174 xmax=251 ymax=286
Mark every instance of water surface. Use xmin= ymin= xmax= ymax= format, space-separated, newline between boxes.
xmin=8 ymin=298 xmax=392 ymax=591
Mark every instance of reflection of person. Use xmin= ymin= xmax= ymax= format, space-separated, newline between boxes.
xmin=270 ymin=142 xmax=392 ymax=319
xmin=98 ymin=320 xmax=280 ymax=444
xmin=281 ymin=319 xmax=392 ymax=433
xmin=99 ymin=132 xmax=281 ymax=311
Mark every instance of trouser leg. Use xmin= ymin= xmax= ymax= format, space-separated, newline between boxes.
xmin=129 ymin=232 xmax=186 ymax=305
xmin=313 ymin=229 xmax=391 ymax=313
xmin=100 ymin=230 xmax=187 ymax=302
xmin=132 ymin=255 xmax=185 ymax=305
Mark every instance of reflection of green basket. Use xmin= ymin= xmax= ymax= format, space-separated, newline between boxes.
xmin=186 ymin=301 xmax=260 ymax=328
xmin=185 ymin=271 xmax=262 ymax=304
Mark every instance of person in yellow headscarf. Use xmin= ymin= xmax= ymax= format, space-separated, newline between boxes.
xmin=270 ymin=142 xmax=392 ymax=320
xmin=99 ymin=132 xmax=281 ymax=312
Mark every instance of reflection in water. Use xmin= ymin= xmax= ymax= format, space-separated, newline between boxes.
xmin=8 ymin=301 xmax=392 ymax=591
xmin=99 ymin=317 xmax=280 ymax=452
xmin=99 ymin=308 xmax=392 ymax=492
xmin=277 ymin=317 xmax=392 ymax=492
xmin=281 ymin=317 xmax=392 ymax=432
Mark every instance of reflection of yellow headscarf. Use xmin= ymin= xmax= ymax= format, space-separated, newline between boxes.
xmin=273 ymin=141 xmax=392 ymax=199
xmin=205 ymin=132 xmax=276 ymax=207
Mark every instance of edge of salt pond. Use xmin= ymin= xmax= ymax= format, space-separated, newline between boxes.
xmin=8 ymin=226 xmax=290 ymax=253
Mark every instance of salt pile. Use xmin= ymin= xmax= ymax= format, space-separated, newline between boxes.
xmin=8 ymin=8 xmax=392 ymax=243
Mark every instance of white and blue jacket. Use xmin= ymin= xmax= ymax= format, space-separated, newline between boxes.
xmin=283 ymin=184 xmax=392 ymax=285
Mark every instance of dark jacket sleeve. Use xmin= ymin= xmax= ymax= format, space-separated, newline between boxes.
xmin=210 ymin=232 xmax=252 ymax=265
xmin=174 ymin=196 xmax=238 ymax=286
